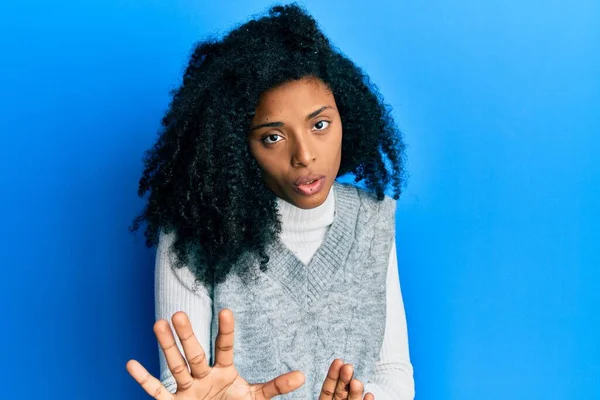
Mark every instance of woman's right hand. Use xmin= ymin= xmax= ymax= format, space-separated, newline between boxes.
xmin=126 ymin=309 xmax=305 ymax=399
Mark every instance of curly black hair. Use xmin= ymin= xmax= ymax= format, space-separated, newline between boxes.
xmin=130 ymin=3 xmax=408 ymax=285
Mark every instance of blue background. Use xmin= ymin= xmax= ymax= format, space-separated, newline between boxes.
xmin=1 ymin=1 xmax=598 ymax=399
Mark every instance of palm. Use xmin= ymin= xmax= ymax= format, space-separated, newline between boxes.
xmin=173 ymin=364 xmax=250 ymax=399
xmin=177 ymin=367 xmax=273 ymax=400
xmin=127 ymin=309 xmax=305 ymax=399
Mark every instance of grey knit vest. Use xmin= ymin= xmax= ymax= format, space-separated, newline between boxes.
xmin=210 ymin=181 xmax=397 ymax=398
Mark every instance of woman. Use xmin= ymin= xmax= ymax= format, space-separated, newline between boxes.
xmin=127 ymin=3 xmax=414 ymax=399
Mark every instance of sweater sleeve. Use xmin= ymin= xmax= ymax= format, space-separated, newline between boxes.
xmin=364 ymin=239 xmax=415 ymax=400
xmin=154 ymin=230 xmax=213 ymax=394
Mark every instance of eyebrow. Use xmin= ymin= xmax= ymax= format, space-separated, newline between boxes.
xmin=250 ymin=105 xmax=334 ymax=131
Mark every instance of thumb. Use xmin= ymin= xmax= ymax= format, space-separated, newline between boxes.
xmin=258 ymin=370 xmax=305 ymax=399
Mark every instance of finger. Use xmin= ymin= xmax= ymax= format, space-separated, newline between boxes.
xmin=126 ymin=359 xmax=174 ymax=400
xmin=334 ymin=363 xmax=354 ymax=398
xmin=259 ymin=370 xmax=306 ymax=398
xmin=348 ymin=378 xmax=365 ymax=400
xmin=154 ymin=318 xmax=194 ymax=391
xmin=171 ymin=311 xmax=211 ymax=379
xmin=318 ymin=359 xmax=344 ymax=399
xmin=364 ymin=392 xmax=375 ymax=400
xmin=214 ymin=308 xmax=235 ymax=367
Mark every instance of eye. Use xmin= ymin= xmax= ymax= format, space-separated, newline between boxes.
xmin=313 ymin=120 xmax=330 ymax=131
xmin=262 ymin=134 xmax=283 ymax=144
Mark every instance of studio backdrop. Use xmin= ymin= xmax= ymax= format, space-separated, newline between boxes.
xmin=1 ymin=1 xmax=598 ymax=399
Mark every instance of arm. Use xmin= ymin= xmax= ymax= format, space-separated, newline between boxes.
xmin=154 ymin=230 xmax=213 ymax=394
xmin=364 ymin=239 xmax=415 ymax=400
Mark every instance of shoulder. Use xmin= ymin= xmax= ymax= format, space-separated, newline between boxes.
xmin=334 ymin=181 xmax=397 ymax=219
xmin=156 ymin=228 xmax=212 ymax=296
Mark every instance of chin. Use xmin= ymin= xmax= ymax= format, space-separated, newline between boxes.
xmin=292 ymin=188 xmax=330 ymax=209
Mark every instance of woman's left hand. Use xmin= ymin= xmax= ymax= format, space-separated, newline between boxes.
xmin=318 ymin=359 xmax=374 ymax=400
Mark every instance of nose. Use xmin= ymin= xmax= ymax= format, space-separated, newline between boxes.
xmin=291 ymin=136 xmax=316 ymax=167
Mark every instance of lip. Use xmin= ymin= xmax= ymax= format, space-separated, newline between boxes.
xmin=294 ymin=174 xmax=326 ymax=186
xmin=292 ymin=175 xmax=326 ymax=196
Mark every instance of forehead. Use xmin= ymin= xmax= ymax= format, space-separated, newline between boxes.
xmin=254 ymin=77 xmax=335 ymax=117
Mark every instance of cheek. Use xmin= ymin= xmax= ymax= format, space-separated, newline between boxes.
xmin=248 ymin=144 xmax=284 ymax=176
xmin=248 ymin=143 xmax=266 ymax=169
xmin=329 ymin=128 xmax=343 ymax=161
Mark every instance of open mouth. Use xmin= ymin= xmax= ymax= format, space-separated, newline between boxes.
xmin=293 ymin=177 xmax=325 ymax=196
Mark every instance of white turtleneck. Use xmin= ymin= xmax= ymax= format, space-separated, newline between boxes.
xmin=276 ymin=186 xmax=336 ymax=265
xmin=155 ymin=187 xmax=415 ymax=399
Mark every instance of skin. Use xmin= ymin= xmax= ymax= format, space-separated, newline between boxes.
xmin=248 ymin=76 xmax=343 ymax=210
xmin=127 ymin=78 xmax=374 ymax=399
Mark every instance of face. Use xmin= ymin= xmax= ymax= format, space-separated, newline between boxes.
xmin=248 ymin=77 xmax=343 ymax=209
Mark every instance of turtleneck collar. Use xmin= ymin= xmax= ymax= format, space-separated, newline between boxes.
xmin=275 ymin=186 xmax=336 ymax=233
